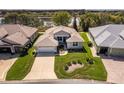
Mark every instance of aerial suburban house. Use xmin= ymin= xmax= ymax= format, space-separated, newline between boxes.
xmin=89 ymin=24 xmax=124 ymax=57
xmin=35 ymin=26 xmax=84 ymax=53
xmin=0 ymin=24 xmax=38 ymax=54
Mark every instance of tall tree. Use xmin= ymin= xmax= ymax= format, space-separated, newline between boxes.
xmin=4 ymin=12 xmax=19 ymax=24
xmin=52 ymin=11 xmax=71 ymax=26
xmin=73 ymin=16 xmax=78 ymax=31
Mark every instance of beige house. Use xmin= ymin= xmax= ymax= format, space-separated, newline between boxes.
xmin=0 ymin=24 xmax=38 ymax=54
xmin=35 ymin=26 xmax=83 ymax=53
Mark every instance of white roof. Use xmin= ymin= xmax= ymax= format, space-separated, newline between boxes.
xmin=119 ymin=30 xmax=124 ymax=39
xmin=90 ymin=24 xmax=124 ymax=48
xmin=95 ymin=30 xmax=111 ymax=46
xmin=89 ymin=25 xmax=109 ymax=38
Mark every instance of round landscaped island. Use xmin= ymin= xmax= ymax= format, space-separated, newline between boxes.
xmin=64 ymin=61 xmax=84 ymax=73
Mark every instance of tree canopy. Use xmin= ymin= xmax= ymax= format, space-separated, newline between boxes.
xmin=80 ymin=12 xmax=124 ymax=32
xmin=4 ymin=12 xmax=43 ymax=27
xmin=52 ymin=11 xmax=71 ymax=26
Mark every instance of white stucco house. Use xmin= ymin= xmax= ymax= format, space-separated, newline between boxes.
xmin=89 ymin=24 xmax=124 ymax=57
xmin=34 ymin=26 xmax=84 ymax=53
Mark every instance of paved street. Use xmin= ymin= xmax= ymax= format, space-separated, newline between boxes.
xmin=0 ymin=79 xmax=108 ymax=84
xmin=24 ymin=53 xmax=57 ymax=80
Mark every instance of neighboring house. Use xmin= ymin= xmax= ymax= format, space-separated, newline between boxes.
xmin=89 ymin=24 xmax=124 ymax=57
xmin=0 ymin=24 xmax=38 ymax=54
xmin=43 ymin=21 xmax=54 ymax=27
xmin=35 ymin=26 xmax=83 ymax=53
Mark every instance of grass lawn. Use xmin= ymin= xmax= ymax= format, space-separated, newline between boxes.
xmin=55 ymin=32 xmax=107 ymax=81
xmin=6 ymin=34 xmax=41 ymax=80
xmin=80 ymin=32 xmax=90 ymax=42
xmin=55 ymin=53 xmax=107 ymax=80
xmin=6 ymin=47 xmax=35 ymax=80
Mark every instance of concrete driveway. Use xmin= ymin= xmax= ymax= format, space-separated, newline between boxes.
xmin=102 ymin=56 xmax=124 ymax=83
xmin=24 ymin=53 xmax=57 ymax=80
xmin=0 ymin=54 xmax=17 ymax=81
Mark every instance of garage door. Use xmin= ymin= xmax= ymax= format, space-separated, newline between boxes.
xmin=37 ymin=47 xmax=57 ymax=53
xmin=0 ymin=47 xmax=11 ymax=53
xmin=110 ymin=48 xmax=124 ymax=57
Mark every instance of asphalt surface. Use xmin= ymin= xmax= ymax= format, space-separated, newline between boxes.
xmin=0 ymin=79 xmax=110 ymax=84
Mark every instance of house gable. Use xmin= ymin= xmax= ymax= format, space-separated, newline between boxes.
xmin=54 ymin=30 xmax=70 ymax=37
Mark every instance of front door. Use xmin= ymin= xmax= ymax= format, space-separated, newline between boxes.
xmin=63 ymin=37 xmax=66 ymax=42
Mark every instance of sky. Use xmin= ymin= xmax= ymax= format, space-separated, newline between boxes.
xmin=0 ymin=0 xmax=124 ymax=10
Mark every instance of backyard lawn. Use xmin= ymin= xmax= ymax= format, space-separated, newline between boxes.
xmin=6 ymin=47 xmax=36 ymax=80
xmin=54 ymin=32 xmax=107 ymax=81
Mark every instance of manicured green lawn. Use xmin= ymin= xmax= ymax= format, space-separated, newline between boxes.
xmin=54 ymin=31 xmax=107 ymax=81
xmin=6 ymin=47 xmax=35 ymax=80
xmin=80 ymin=32 xmax=90 ymax=42
xmin=80 ymin=32 xmax=93 ymax=57
xmin=55 ymin=53 xmax=107 ymax=81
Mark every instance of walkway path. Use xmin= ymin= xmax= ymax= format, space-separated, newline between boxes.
xmin=86 ymin=33 xmax=99 ymax=57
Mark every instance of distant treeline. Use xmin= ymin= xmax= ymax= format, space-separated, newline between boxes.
xmin=1 ymin=10 xmax=124 ymax=31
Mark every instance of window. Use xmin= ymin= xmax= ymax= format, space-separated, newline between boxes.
xmin=73 ymin=42 xmax=78 ymax=46
xmin=57 ymin=37 xmax=62 ymax=41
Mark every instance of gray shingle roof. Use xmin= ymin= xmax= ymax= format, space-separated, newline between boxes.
xmin=95 ymin=30 xmax=111 ymax=46
xmin=45 ymin=26 xmax=83 ymax=42
xmin=4 ymin=32 xmax=29 ymax=45
xmin=0 ymin=24 xmax=37 ymax=37
xmin=119 ymin=30 xmax=124 ymax=39
xmin=0 ymin=24 xmax=37 ymax=46
xmin=89 ymin=24 xmax=124 ymax=49
xmin=100 ymin=35 xmax=117 ymax=47
xmin=35 ymin=26 xmax=83 ymax=47
xmin=111 ymin=39 xmax=124 ymax=49
xmin=67 ymin=34 xmax=83 ymax=42
xmin=0 ymin=40 xmax=10 ymax=46
xmin=0 ymin=27 xmax=8 ymax=39
xmin=89 ymin=25 xmax=109 ymax=38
